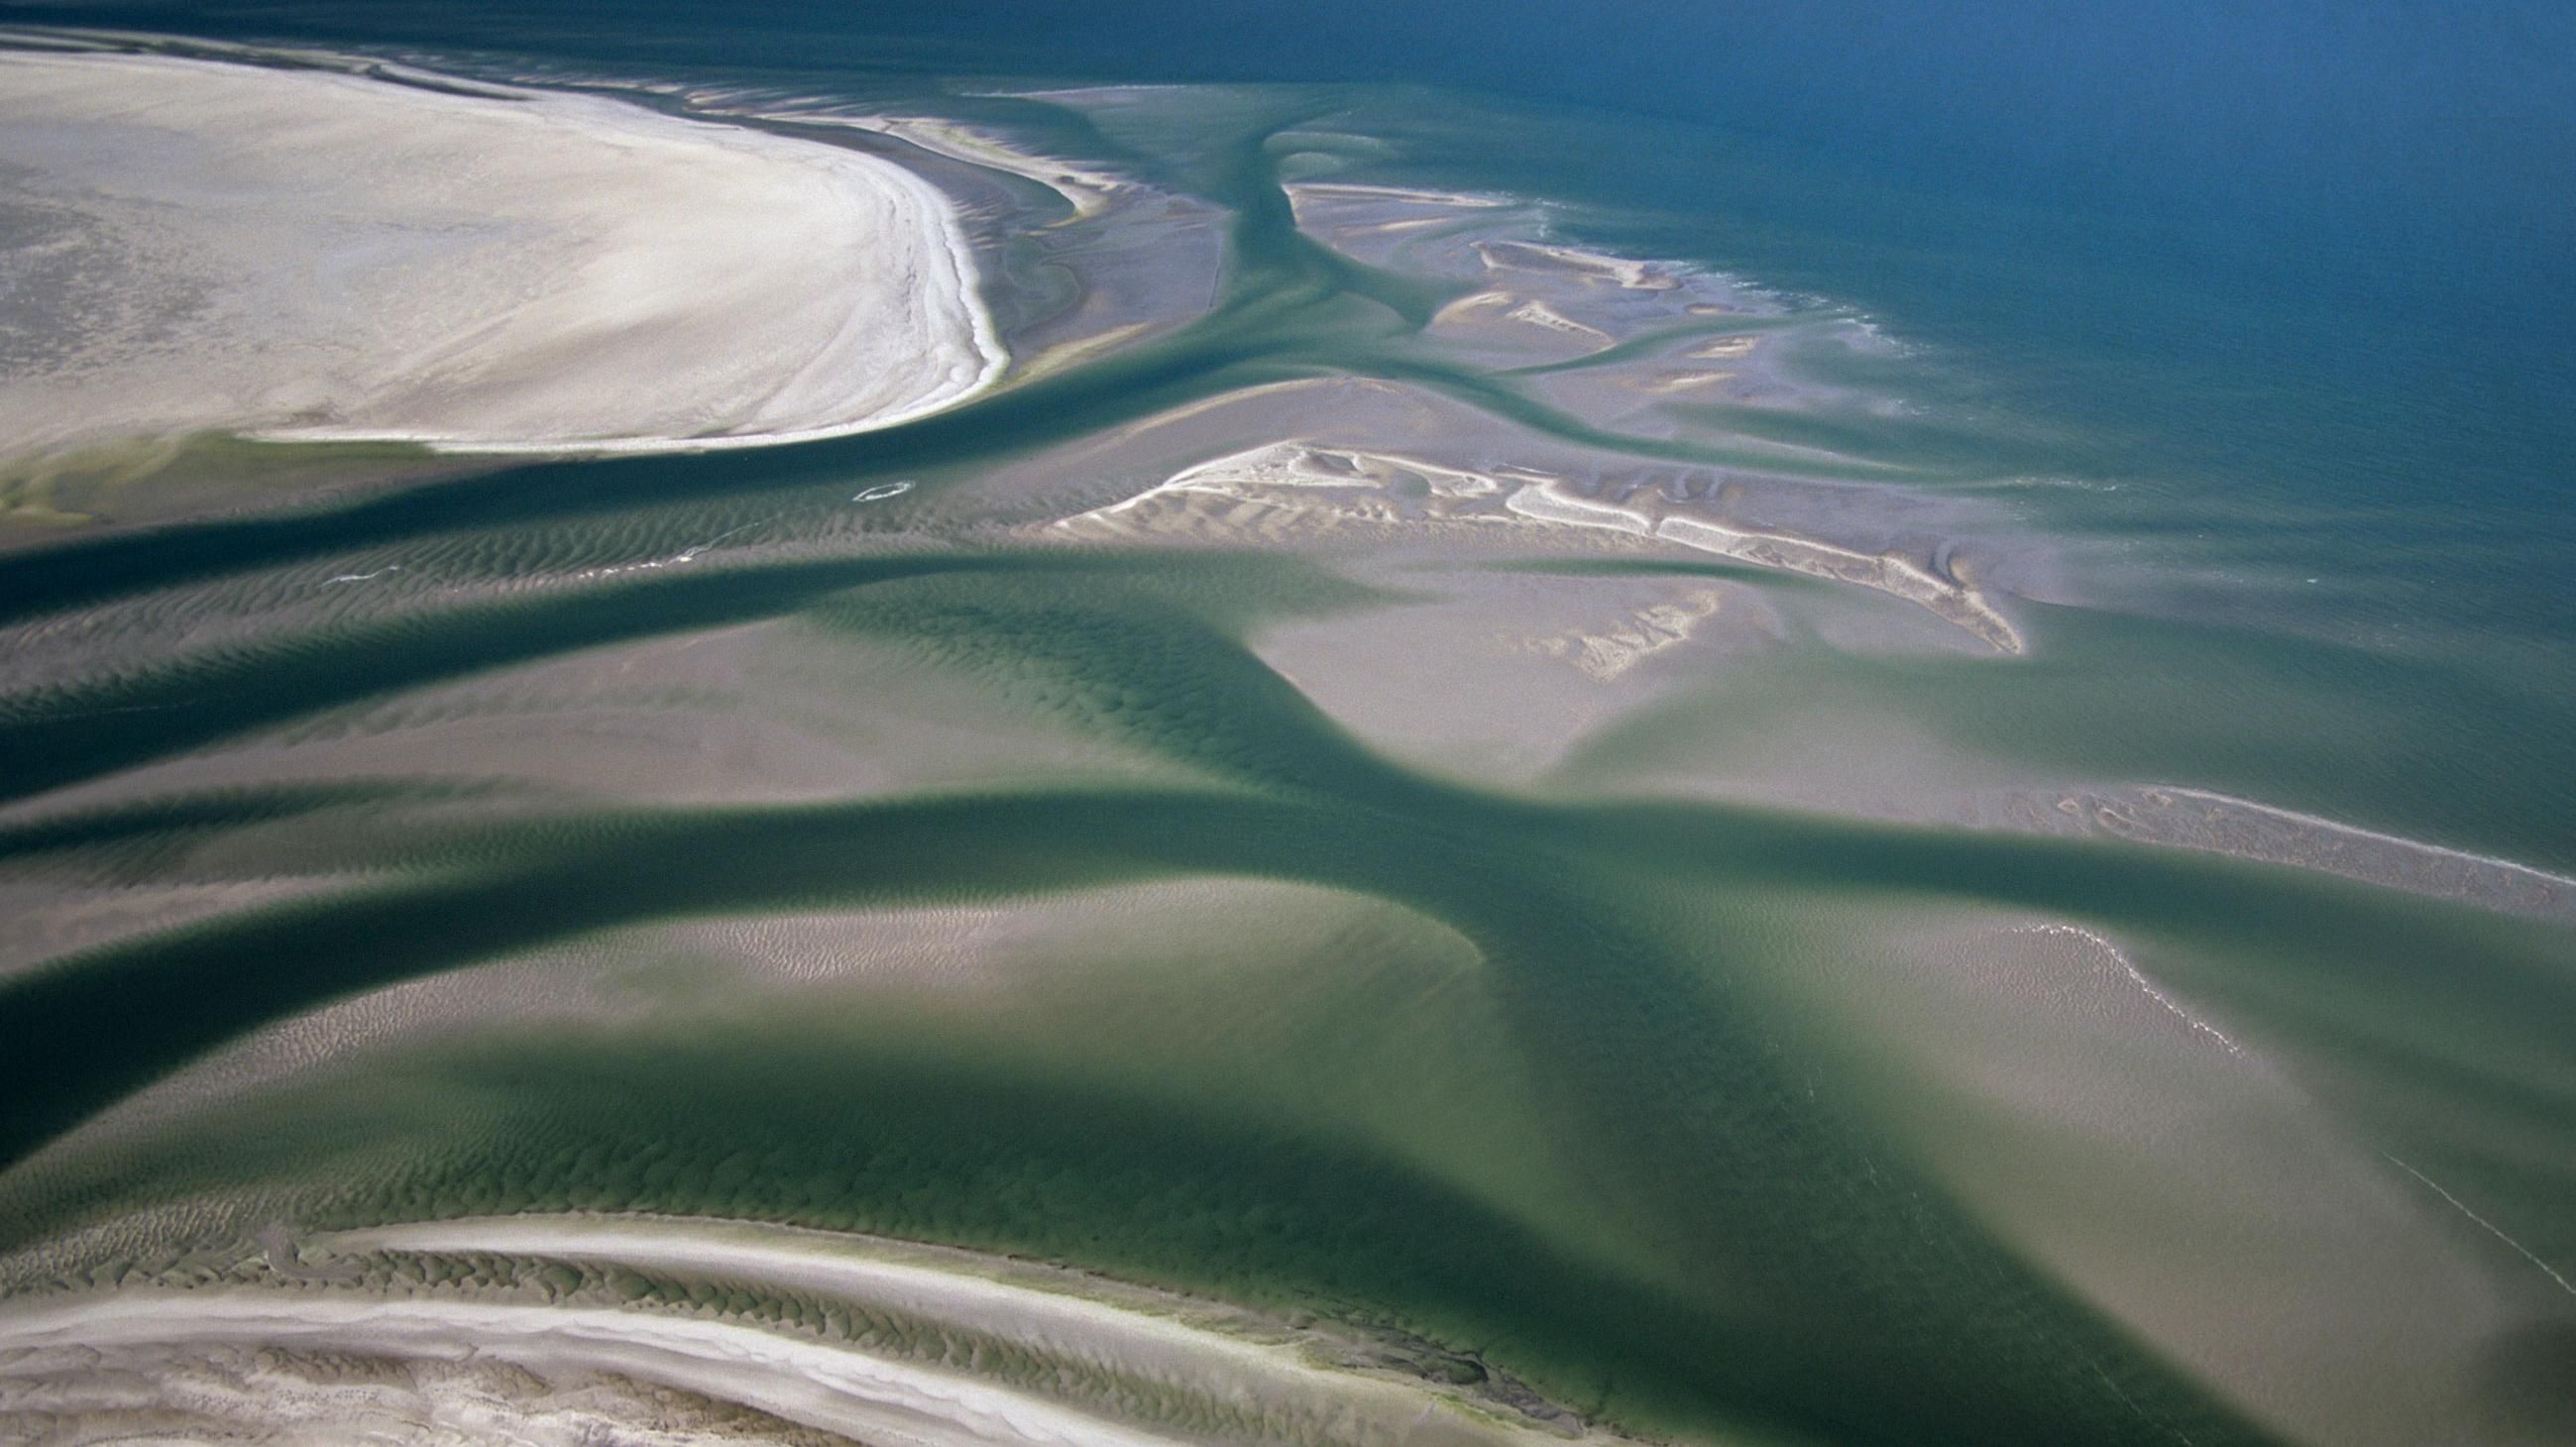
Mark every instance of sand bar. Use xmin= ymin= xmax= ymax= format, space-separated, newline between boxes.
xmin=0 ymin=43 xmax=1004 ymax=459
xmin=0 ymin=1214 xmax=1624 ymax=1447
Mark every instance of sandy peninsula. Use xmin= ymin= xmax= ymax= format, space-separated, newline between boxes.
xmin=0 ymin=1213 xmax=1629 ymax=1447
xmin=0 ymin=43 xmax=1005 ymax=458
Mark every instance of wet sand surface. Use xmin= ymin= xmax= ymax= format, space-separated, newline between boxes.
xmin=5 ymin=35 xmax=2575 ymax=1447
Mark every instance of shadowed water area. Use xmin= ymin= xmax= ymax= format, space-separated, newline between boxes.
xmin=3 ymin=11 xmax=2574 ymax=1447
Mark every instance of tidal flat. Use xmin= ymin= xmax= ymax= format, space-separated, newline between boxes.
xmin=0 ymin=35 xmax=1000 ymax=472
xmin=3 ymin=29 xmax=2574 ymax=1447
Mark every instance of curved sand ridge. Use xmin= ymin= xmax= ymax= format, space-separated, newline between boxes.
xmin=0 ymin=43 xmax=1005 ymax=458
xmin=0 ymin=1214 xmax=1629 ymax=1447
xmin=1059 ymin=438 xmax=2023 ymax=651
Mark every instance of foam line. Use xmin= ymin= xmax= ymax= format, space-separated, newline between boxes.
xmin=2381 ymin=1155 xmax=2576 ymax=1299
xmin=2011 ymin=922 xmax=2250 ymax=1059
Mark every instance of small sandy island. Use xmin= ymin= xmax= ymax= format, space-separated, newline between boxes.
xmin=0 ymin=42 xmax=1005 ymax=458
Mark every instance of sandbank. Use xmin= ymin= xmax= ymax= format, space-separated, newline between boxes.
xmin=0 ymin=1214 xmax=1625 ymax=1447
xmin=1057 ymin=432 xmax=2022 ymax=651
xmin=0 ymin=42 xmax=1004 ymax=460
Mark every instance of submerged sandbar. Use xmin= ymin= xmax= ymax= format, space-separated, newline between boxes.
xmin=0 ymin=42 xmax=1004 ymax=458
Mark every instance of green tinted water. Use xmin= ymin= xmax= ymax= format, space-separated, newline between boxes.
xmin=4 ymin=43 xmax=2573 ymax=1447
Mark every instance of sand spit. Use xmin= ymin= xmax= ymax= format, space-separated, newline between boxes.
xmin=1628 ymin=760 xmax=2576 ymax=921
xmin=2035 ymin=785 xmax=2576 ymax=919
xmin=783 ymin=113 xmax=1133 ymax=221
xmin=0 ymin=1214 xmax=1629 ymax=1447
xmin=0 ymin=42 xmax=1003 ymax=461
xmin=1059 ymin=439 xmax=2021 ymax=651
xmin=1726 ymin=767 xmax=2576 ymax=920
xmin=1428 ymin=292 xmax=1619 ymax=359
xmin=1506 ymin=481 xmax=2021 ymax=652
xmin=1283 ymin=180 xmax=1511 ymax=214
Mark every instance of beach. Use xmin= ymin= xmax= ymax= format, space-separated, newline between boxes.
xmin=0 ymin=42 xmax=1002 ymax=462
xmin=4 ymin=21 xmax=2574 ymax=1447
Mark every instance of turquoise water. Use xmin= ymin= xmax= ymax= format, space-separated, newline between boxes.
xmin=3 ymin=9 xmax=2573 ymax=1447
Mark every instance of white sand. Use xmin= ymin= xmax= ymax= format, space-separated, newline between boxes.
xmin=788 ymin=112 xmax=1133 ymax=221
xmin=0 ymin=46 xmax=1004 ymax=458
xmin=1059 ymin=436 xmax=2023 ymax=651
xmin=0 ymin=1216 xmax=1623 ymax=1447
xmin=0 ymin=1293 xmax=1182 ymax=1447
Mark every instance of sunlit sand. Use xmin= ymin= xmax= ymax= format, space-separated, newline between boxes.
xmin=0 ymin=43 xmax=1003 ymax=461
xmin=5 ymin=40 xmax=2572 ymax=1447
xmin=0 ymin=1214 xmax=1631 ymax=1447
xmin=1058 ymin=434 xmax=2023 ymax=651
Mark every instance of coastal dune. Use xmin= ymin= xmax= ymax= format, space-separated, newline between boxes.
xmin=0 ymin=43 xmax=1004 ymax=459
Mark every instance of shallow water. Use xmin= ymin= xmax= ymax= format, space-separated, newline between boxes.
xmin=4 ymin=11 xmax=2573 ymax=1447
